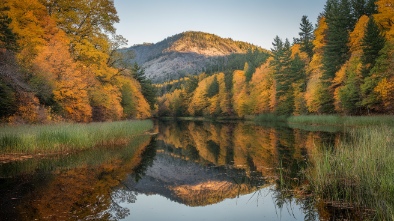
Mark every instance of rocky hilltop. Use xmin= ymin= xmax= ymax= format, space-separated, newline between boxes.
xmin=121 ymin=31 xmax=266 ymax=82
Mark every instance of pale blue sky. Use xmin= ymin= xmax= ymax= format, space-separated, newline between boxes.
xmin=114 ymin=0 xmax=326 ymax=50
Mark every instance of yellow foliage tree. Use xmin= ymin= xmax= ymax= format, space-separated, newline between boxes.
xmin=375 ymin=77 xmax=394 ymax=112
xmin=248 ymin=59 xmax=275 ymax=114
xmin=216 ymin=73 xmax=231 ymax=115
xmin=89 ymin=83 xmax=123 ymax=121
xmin=188 ymin=76 xmax=210 ymax=116
xmin=291 ymin=44 xmax=309 ymax=62
xmin=232 ymin=70 xmax=249 ymax=116
xmin=5 ymin=0 xmax=47 ymax=65
xmin=305 ymin=17 xmax=328 ymax=113
xmin=375 ymin=0 xmax=394 ymax=38
xmin=349 ymin=15 xmax=369 ymax=52
xmin=126 ymin=78 xmax=152 ymax=119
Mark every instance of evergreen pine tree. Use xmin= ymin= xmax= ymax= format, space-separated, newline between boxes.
xmin=271 ymin=37 xmax=294 ymax=115
xmin=270 ymin=36 xmax=284 ymax=72
xmin=351 ymin=0 xmax=377 ymax=20
xmin=317 ymin=82 xmax=336 ymax=113
xmin=321 ymin=0 xmax=354 ymax=113
xmin=352 ymin=0 xmax=367 ymax=19
xmin=298 ymin=15 xmax=314 ymax=59
xmin=120 ymin=84 xmax=136 ymax=118
xmin=290 ymin=53 xmax=307 ymax=86
xmin=132 ymin=63 xmax=157 ymax=109
xmin=365 ymin=0 xmax=378 ymax=15
xmin=207 ymin=76 xmax=219 ymax=98
xmin=361 ymin=16 xmax=386 ymax=77
xmin=339 ymin=72 xmax=362 ymax=114
xmin=323 ymin=0 xmax=354 ymax=81
xmin=0 ymin=81 xmax=17 ymax=118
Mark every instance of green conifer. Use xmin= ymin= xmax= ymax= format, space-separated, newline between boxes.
xmin=298 ymin=15 xmax=314 ymax=59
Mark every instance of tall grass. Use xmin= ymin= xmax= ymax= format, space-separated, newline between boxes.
xmin=307 ymin=126 xmax=394 ymax=220
xmin=287 ymin=115 xmax=342 ymax=126
xmin=0 ymin=135 xmax=153 ymax=177
xmin=0 ymin=120 xmax=153 ymax=154
xmin=287 ymin=115 xmax=394 ymax=127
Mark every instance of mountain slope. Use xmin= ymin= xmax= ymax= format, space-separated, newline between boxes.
xmin=121 ymin=31 xmax=267 ymax=83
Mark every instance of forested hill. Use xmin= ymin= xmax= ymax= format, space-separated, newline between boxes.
xmin=121 ymin=31 xmax=269 ymax=83
xmin=156 ymin=0 xmax=394 ymax=117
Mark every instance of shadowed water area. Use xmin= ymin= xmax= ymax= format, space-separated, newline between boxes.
xmin=0 ymin=120 xmax=346 ymax=220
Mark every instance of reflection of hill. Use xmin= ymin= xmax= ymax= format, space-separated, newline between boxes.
xmin=172 ymin=181 xmax=253 ymax=207
xmin=123 ymin=152 xmax=265 ymax=207
xmin=130 ymin=121 xmax=341 ymax=209
xmin=155 ymin=120 xmax=341 ymax=196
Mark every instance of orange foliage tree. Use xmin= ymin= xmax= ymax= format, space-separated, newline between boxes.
xmin=34 ymin=31 xmax=92 ymax=122
xmin=1 ymin=0 xmax=153 ymax=123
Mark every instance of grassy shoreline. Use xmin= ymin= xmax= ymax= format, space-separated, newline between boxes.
xmin=0 ymin=120 xmax=154 ymax=156
xmin=307 ymin=126 xmax=394 ymax=220
xmin=254 ymin=114 xmax=394 ymax=127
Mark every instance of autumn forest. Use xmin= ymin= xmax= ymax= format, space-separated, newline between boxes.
xmin=2 ymin=1 xmax=394 ymax=220
xmin=1 ymin=0 xmax=394 ymax=123
xmin=157 ymin=0 xmax=394 ymax=118
xmin=0 ymin=0 xmax=152 ymax=123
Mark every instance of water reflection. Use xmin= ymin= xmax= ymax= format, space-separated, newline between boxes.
xmin=115 ymin=120 xmax=340 ymax=220
xmin=0 ymin=120 xmax=342 ymax=221
xmin=0 ymin=135 xmax=153 ymax=221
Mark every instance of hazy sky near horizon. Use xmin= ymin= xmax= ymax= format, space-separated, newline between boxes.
xmin=113 ymin=0 xmax=327 ymax=50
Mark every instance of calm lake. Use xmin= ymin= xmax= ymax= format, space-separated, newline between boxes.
xmin=0 ymin=120 xmax=342 ymax=221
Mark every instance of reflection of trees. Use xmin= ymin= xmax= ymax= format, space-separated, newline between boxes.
xmin=206 ymin=140 xmax=220 ymax=162
xmin=109 ymin=189 xmax=137 ymax=220
xmin=185 ymin=144 xmax=200 ymax=161
xmin=301 ymin=197 xmax=319 ymax=221
xmin=157 ymin=120 xmax=339 ymax=219
xmin=2 ymin=135 xmax=153 ymax=221
xmin=131 ymin=138 xmax=157 ymax=182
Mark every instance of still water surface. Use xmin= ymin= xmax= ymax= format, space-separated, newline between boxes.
xmin=0 ymin=120 xmax=340 ymax=220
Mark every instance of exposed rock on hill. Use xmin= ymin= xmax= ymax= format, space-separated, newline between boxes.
xmin=121 ymin=31 xmax=266 ymax=83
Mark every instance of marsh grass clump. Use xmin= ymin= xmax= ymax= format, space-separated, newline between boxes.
xmin=308 ymin=126 xmax=394 ymax=220
xmin=0 ymin=120 xmax=153 ymax=154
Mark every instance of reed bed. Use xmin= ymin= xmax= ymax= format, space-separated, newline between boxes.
xmin=0 ymin=120 xmax=153 ymax=154
xmin=307 ymin=126 xmax=394 ymax=220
